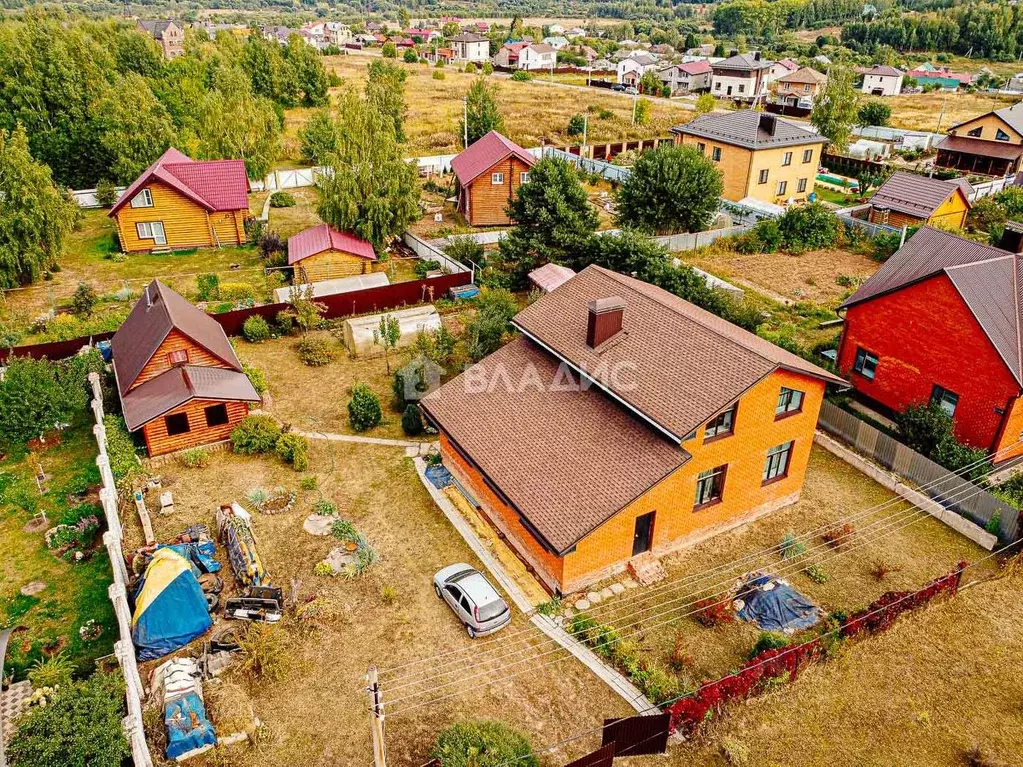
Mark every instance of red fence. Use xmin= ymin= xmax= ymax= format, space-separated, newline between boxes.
xmin=0 ymin=272 xmax=472 ymax=364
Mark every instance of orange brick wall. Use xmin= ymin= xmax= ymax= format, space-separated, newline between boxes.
xmin=440 ymin=369 xmax=826 ymax=594
xmin=440 ymin=433 xmax=564 ymax=591
xmin=838 ymin=273 xmax=1021 ymax=457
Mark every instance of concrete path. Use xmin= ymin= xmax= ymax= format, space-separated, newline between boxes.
xmin=412 ymin=457 xmax=657 ymax=714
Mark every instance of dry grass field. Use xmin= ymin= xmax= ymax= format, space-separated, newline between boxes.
xmin=126 ymin=443 xmax=631 ymax=767
xmin=669 ymin=567 xmax=1023 ymax=767
xmin=283 ymin=55 xmax=693 ymax=160
xmin=887 ymin=91 xmax=1021 ymax=132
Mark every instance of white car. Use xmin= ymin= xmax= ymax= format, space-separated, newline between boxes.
xmin=433 ymin=564 xmax=511 ymax=638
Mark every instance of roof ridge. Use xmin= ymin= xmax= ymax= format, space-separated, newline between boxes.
xmin=1015 ymin=254 xmax=1023 ymax=383
xmin=591 ymin=266 xmax=783 ymax=370
xmin=944 ymin=252 xmax=1015 ymax=270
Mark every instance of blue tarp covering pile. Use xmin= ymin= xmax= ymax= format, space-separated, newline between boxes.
xmin=734 ymin=573 xmax=822 ymax=634
xmin=159 ymin=541 xmax=221 ymax=574
xmin=165 ymin=692 xmax=217 ymax=759
xmin=425 ymin=464 xmax=452 ymax=489
xmin=132 ymin=548 xmax=213 ymax=661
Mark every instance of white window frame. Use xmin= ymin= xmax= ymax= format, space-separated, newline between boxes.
xmin=136 ymin=221 xmax=167 ymax=245
xmin=802 ymin=148 xmax=813 ymax=163
xmin=130 ymin=188 xmax=154 ymax=208
xmin=758 ymin=169 xmax=769 ymax=184
xmin=797 ymin=177 xmax=808 ymax=193
xmin=519 ymin=172 xmax=529 ymax=184
xmin=782 ymin=151 xmax=792 ymax=166
xmin=491 ymin=172 xmax=505 ymax=185
xmin=777 ymin=180 xmax=788 ymax=196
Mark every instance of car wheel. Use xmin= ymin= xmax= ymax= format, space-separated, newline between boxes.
xmin=434 ymin=584 xmax=442 ymax=599
xmin=466 ymin=624 xmax=477 ymax=639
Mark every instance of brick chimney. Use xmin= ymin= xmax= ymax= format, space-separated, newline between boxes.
xmin=587 ymin=297 xmax=625 ymax=349
xmin=759 ymin=113 xmax=778 ymax=136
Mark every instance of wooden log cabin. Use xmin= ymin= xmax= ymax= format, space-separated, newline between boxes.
xmin=287 ymin=224 xmax=378 ymax=284
xmin=112 ymin=279 xmax=261 ymax=456
xmin=866 ymin=171 xmax=971 ymax=230
xmin=109 ymin=148 xmax=250 ymax=253
xmin=451 ymin=131 xmax=536 ymax=226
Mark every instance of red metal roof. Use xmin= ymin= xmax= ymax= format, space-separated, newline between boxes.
xmin=287 ymin=224 xmax=377 ymax=265
xmin=450 ymin=131 xmax=536 ymax=186
xmin=110 ymin=147 xmax=250 ymax=216
xmin=679 ymin=60 xmax=712 ymax=75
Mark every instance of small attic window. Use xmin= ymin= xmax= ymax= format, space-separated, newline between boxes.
xmin=131 ymin=188 xmax=154 ymax=208
xmin=167 ymin=349 xmax=188 ymax=366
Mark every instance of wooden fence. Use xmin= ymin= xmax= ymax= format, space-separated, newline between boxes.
xmin=87 ymin=372 xmax=154 ymax=767
xmin=817 ymin=400 xmax=1020 ymax=543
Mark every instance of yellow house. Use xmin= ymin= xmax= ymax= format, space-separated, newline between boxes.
xmin=867 ymin=171 xmax=971 ymax=230
xmin=671 ymin=110 xmax=827 ymax=205
xmin=110 ymin=148 xmax=250 ymax=253
xmin=937 ymin=103 xmax=1023 ymax=177
xmin=287 ymin=224 xmax=378 ymax=284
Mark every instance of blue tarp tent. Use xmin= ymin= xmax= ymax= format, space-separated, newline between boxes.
xmin=735 ymin=573 xmax=822 ymax=634
xmin=132 ymin=548 xmax=212 ymax=661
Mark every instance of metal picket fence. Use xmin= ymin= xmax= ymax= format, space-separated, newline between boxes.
xmin=541 ymin=146 xmax=633 ymax=183
xmin=88 ymin=372 xmax=154 ymax=767
xmin=818 ymin=400 xmax=1020 ymax=543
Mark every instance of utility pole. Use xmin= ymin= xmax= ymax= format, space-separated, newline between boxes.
xmin=462 ymin=97 xmax=468 ymax=149
xmin=367 ymin=666 xmax=387 ymax=767
xmin=582 ymin=112 xmax=588 ymax=158
xmin=632 ymin=93 xmax=638 ymax=125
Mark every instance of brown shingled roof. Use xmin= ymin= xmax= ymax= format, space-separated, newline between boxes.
xmin=420 ymin=336 xmax=690 ymax=552
xmin=119 ymin=365 xmax=260 ymax=431
xmin=869 ymin=171 xmax=972 ymax=220
xmin=671 ymin=110 xmax=826 ymax=151
xmin=513 ymin=266 xmax=844 ymax=441
xmin=112 ymin=279 xmax=243 ymax=395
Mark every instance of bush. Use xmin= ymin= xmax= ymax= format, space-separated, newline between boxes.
xmin=510 ymin=70 xmax=531 ymax=81
xmin=7 ymin=671 xmax=130 ymax=767
xmin=465 ymin=288 xmax=519 ymax=362
xmin=749 ymin=631 xmax=789 ymax=659
xmin=275 ymin=432 xmax=309 ymax=471
xmin=780 ymin=531 xmax=806 ymax=560
xmin=482 ymin=61 xmax=494 ymax=75
xmin=403 ymin=49 xmax=418 ymax=63
xmin=431 ymin=721 xmax=539 ymax=767
xmin=275 ymin=310 xmax=296 ymax=335
xmin=777 ymin=203 xmax=840 ymax=251
xmin=94 ymin=179 xmax=119 ymax=208
xmin=103 ymin=415 xmax=140 ymax=482
xmin=258 ymin=230 xmax=286 ymax=263
xmin=181 ymin=448 xmax=210 ymax=469
xmin=27 ymin=652 xmax=75 ymax=689
xmin=242 ymin=315 xmax=271 ymax=344
xmin=401 ymin=403 xmax=424 ymax=435
xmin=231 ymin=415 xmax=282 ymax=455
xmin=196 ymin=273 xmax=220 ymax=301
xmin=858 ymin=100 xmax=891 ymax=127
xmin=296 ymin=336 xmax=336 ymax=366
xmin=464 ymin=62 xmax=477 ymax=73
xmin=348 ymin=383 xmax=382 ymax=432
xmin=432 ymin=70 xmax=446 ymax=80
xmin=70 ymin=282 xmax=97 ymax=317
xmin=413 ymin=258 xmax=442 ymax=278
xmin=238 ymin=623 xmax=290 ymax=684
xmin=0 ymin=356 xmax=99 ymax=448
xmin=244 ymin=364 xmax=268 ymax=395
xmin=219 ymin=282 xmax=255 ymax=303
xmin=381 ymin=42 xmax=397 ymax=58
xmin=567 ymin=113 xmax=586 ymax=136
xmin=269 ymin=191 xmax=296 ymax=208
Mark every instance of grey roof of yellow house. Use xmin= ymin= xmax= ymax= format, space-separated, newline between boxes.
xmin=869 ymin=171 xmax=972 ymax=219
xmin=671 ymin=110 xmax=827 ymax=150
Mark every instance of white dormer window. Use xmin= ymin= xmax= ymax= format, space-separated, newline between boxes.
xmin=131 ymin=188 xmax=154 ymax=208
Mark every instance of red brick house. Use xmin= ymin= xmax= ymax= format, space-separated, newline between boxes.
xmin=451 ymin=131 xmax=536 ymax=226
xmin=112 ymin=280 xmax=260 ymax=456
xmin=838 ymin=227 xmax=1023 ymax=463
xmin=422 ymin=265 xmax=843 ymax=594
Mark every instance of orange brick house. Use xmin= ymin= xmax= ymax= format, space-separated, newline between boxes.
xmin=838 ymin=227 xmax=1023 ymax=463
xmin=112 ymin=280 xmax=260 ymax=457
xmin=451 ymin=131 xmax=536 ymax=226
xmin=110 ymin=148 xmax=250 ymax=253
xmin=421 ymin=266 xmax=844 ymax=594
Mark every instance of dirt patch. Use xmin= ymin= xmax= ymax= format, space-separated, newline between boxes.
xmin=685 ymin=247 xmax=880 ymax=304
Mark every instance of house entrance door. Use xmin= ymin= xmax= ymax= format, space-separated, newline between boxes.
xmin=726 ymin=85 xmax=733 ymax=96
xmin=632 ymin=511 xmax=655 ymax=556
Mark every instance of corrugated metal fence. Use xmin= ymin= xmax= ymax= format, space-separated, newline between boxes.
xmin=87 ymin=372 xmax=153 ymax=767
xmin=818 ymin=401 xmax=1019 ymax=543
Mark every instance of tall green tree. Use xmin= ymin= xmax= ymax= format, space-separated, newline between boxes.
xmin=285 ymin=35 xmax=331 ymax=106
xmin=460 ymin=76 xmax=504 ymax=147
xmin=114 ymin=27 xmax=164 ymax=77
xmin=493 ymin=157 xmax=599 ymax=287
xmin=811 ymin=64 xmax=860 ymax=152
xmin=299 ymin=108 xmax=341 ymax=165
xmin=616 ymin=145 xmax=724 ymax=234
xmin=366 ymin=60 xmax=409 ymax=142
xmin=92 ymin=73 xmax=176 ymax=183
xmin=0 ymin=126 xmax=79 ymax=288
xmin=317 ymin=88 xmax=421 ymax=249
xmin=242 ymin=32 xmax=300 ymax=107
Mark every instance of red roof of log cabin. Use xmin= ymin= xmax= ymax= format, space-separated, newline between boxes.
xmin=110 ymin=147 xmax=250 ymax=216
xmin=450 ymin=131 xmax=536 ymax=186
xmin=287 ymin=224 xmax=377 ymax=266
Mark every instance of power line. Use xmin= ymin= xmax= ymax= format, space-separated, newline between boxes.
xmin=384 ymin=471 xmax=994 ymax=715
xmin=482 ymin=540 xmax=1017 ymax=767
xmin=380 ymin=442 xmax=1007 ymax=689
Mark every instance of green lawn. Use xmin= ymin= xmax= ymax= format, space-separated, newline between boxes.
xmin=0 ymin=418 xmax=117 ymax=680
